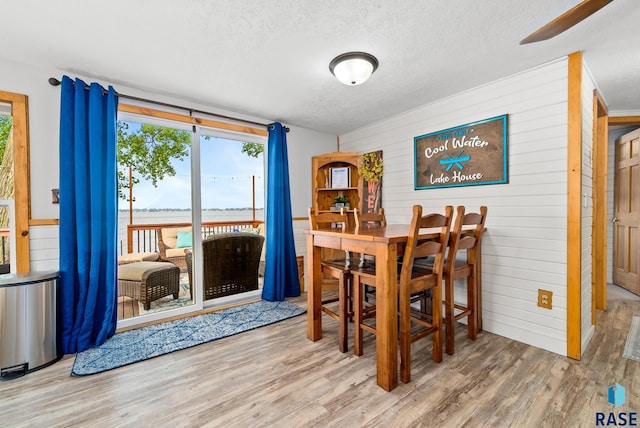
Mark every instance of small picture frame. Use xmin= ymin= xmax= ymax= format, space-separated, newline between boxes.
xmin=331 ymin=167 xmax=350 ymax=188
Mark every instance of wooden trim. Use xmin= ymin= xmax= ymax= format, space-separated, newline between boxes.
xmin=567 ymin=52 xmax=582 ymax=360
xmin=0 ymin=91 xmax=31 ymax=273
xmin=292 ymin=216 xmax=308 ymax=221
xmin=592 ymin=91 xmax=608 ymax=316
xmin=118 ymin=103 xmax=268 ymax=137
xmin=608 ymin=116 xmax=640 ymax=127
xmin=29 ymin=219 xmax=59 ymax=226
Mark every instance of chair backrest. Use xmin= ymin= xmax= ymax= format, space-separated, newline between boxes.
xmin=308 ymin=207 xmax=348 ymax=231
xmin=354 ymin=207 xmax=387 ymax=229
xmin=446 ymin=205 xmax=487 ymax=271
xmin=188 ymin=232 xmax=265 ymax=299
xmin=400 ymin=205 xmax=453 ymax=284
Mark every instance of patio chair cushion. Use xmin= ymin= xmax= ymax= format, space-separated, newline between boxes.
xmin=176 ymin=231 xmax=193 ymax=248
xmin=118 ymin=251 xmax=160 ymax=264
xmin=165 ymin=248 xmax=189 ymax=259
xmin=118 ymin=261 xmax=176 ymax=281
xmin=160 ymin=226 xmax=192 ymax=249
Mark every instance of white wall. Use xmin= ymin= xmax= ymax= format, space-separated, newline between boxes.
xmin=0 ymin=58 xmax=336 ymax=271
xmin=339 ymin=57 xmax=571 ymax=355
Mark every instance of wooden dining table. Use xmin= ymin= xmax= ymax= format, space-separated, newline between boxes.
xmin=304 ymin=224 xmax=439 ymax=391
xmin=305 ymin=223 xmax=486 ymax=391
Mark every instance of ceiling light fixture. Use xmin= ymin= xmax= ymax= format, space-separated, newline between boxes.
xmin=329 ymin=52 xmax=379 ymax=86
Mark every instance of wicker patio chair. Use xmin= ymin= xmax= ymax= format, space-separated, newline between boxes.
xmin=185 ymin=232 xmax=265 ymax=300
xmin=157 ymin=226 xmax=191 ymax=269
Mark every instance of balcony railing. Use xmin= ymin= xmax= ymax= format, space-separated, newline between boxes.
xmin=123 ymin=220 xmax=264 ymax=255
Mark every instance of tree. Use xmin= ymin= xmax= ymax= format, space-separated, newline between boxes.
xmin=241 ymin=142 xmax=263 ymax=158
xmin=0 ymin=115 xmax=11 ymax=165
xmin=0 ymin=116 xmax=13 ymax=233
xmin=116 ymin=122 xmax=263 ymax=204
xmin=117 ymin=121 xmax=191 ymax=200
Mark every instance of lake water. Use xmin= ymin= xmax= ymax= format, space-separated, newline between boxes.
xmin=118 ymin=208 xmax=264 ymax=255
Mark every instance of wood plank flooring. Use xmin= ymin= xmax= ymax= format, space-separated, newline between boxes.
xmin=0 ymin=293 xmax=638 ymax=427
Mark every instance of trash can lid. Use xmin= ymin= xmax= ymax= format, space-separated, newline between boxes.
xmin=0 ymin=271 xmax=60 ymax=287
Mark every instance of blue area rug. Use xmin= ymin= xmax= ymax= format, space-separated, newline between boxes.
xmin=72 ymin=300 xmax=306 ymax=375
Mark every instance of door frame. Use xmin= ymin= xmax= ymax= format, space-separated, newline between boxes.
xmin=609 ymin=120 xmax=640 ymax=300
xmin=592 ymin=91 xmax=608 ymax=317
xmin=0 ymin=91 xmax=30 ymax=273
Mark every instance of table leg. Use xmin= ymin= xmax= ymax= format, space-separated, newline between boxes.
xmin=375 ymin=243 xmax=398 ymax=391
xmin=476 ymin=241 xmax=483 ymax=332
xmin=306 ymin=235 xmax=323 ymax=341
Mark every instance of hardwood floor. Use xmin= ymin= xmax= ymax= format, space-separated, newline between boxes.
xmin=0 ymin=293 xmax=638 ymax=427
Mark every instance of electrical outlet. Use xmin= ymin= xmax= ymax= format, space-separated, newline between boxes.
xmin=538 ymin=289 xmax=552 ymax=309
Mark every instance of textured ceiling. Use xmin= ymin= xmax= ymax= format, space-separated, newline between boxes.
xmin=1 ymin=0 xmax=638 ymax=134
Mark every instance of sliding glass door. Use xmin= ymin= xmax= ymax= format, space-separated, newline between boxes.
xmin=116 ymin=111 xmax=266 ymax=328
xmin=198 ymin=131 xmax=265 ymax=306
xmin=116 ymin=114 xmax=197 ymax=326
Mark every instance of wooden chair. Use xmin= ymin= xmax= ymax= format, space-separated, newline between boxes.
xmin=308 ymin=207 xmax=353 ymax=353
xmin=442 ymin=205 xmax=487 ymax=355
xmin=353 ymin=205 xmax=453 ymax=383
xmin=354 ymin=207 xmax=387 ymax=229
xmin=353 ymin=207 xmax=386 ymax=300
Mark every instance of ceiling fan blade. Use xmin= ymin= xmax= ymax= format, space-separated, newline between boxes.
xmin=520 ymin=0 xmax=613 ymax=44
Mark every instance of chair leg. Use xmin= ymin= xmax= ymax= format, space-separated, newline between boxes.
xmin=354 ymin=276 xmax=364 ymax=357
xmin=467 ymin=268 xmax=477 ymax=341
xmin=431 ymin=284 xmax=443 ymax=363
xmin=399 ymin=287 xmax=412 ymax=384
xmin=347 ymin=276 xmax=354 ymax=321
xmin=338 ymin=273 xmax=349 ymax=353
xmin=445 ymin=275 xmax=455 ymax=356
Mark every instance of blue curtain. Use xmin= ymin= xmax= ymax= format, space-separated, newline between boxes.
xmin=58 ymin=76 xmax=118 ymax=354
xmin=262 ymin=122 xmax=300 ymax=301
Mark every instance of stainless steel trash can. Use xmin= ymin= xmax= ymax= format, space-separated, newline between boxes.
xmin=0 ymin=271 xmax=61 ymax=379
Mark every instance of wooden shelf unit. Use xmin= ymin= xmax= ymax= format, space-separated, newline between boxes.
xmin=312 ymin=151 xmax=363 ymax=227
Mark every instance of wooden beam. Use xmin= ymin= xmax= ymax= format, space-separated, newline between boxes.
xmin=118 ymin=103 xmax=268 ymax=137
xmin=520 ymin=0 xmax=613 ymax=44
xmin=567 ymin=52 xmax=582 ymax=360
xmin=29 ymin=219 xmax=59 ymax=226
xmin=608 ymin=116 xmax=640 ymax=127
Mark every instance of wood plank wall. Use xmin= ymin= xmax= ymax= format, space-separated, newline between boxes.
xmin=27 ymin=225 xmax=59 ymax=271
xmin=338 ymin=57 xmax=571 ymax=355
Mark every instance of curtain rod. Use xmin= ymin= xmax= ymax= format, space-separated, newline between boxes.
xmin=48 ymin=77 xmax=289 ymax=132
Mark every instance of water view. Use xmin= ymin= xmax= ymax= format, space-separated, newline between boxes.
xmin=118 ymin=208 xmax=264 ymax=255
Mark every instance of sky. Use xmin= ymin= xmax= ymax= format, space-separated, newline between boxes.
xmin=118 ymin=125 xmax=264 ymax=210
